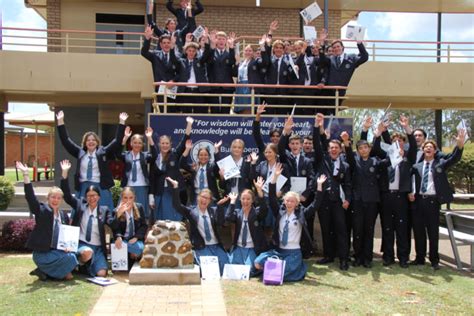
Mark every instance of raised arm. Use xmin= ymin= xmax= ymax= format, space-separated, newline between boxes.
xmin=313 ymin=113 xmax=325 ymax=167
xmin=59 ymin=159 xmax=79 ymax=210
xmin=104 ymin=112 xmax=128 ymax=154
xmin=141 ymin=26 xmax=155 ymax=62
xmin=56 ymin=110 xmax=81 ymax=157
xmin=166 ymin=0 xmax=179 ymax=16
xmin=253 ymin=177 xmax=268 ymax=221
xmin=253 ymin=102 xmax=267 ymax=155
xmin=277 ymin=116 xmax=294 ymax=164
xmin=341 ymin=131 xmax=355 ymax=171
xmin=17 ymin=162 xmax=41 ymax=216
xmin=168 ymin=177 xmax=192 ymax=219
xmin=175 ymin=117 xmax=193 ymax=157
xmin=268 ymin=163 xmax=283 ymax=218
xmin=303 ymin=174 xmax=327 ymax=218
xmin=355 ymin=42 xmax=369 ymax=68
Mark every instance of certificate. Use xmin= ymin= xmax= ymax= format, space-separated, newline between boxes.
xmin=300 ymin=2 xmax=322 ymax=24
xmin=290 ymin=177 xmax=307 ymax=194
xmin=287 ymin=55 xmax=299 ymax=80
xmin=263 ymin=174 xmax=288 ymax=193
xmin=200 ymin=256 xmax=221 ymax=280
xmin=457 ymin=120 xmax=470 ymax=144
xmin=346 ymin=25 xmax=366 ymax=41
xmin=192 ymin=25 xmax=205 ymax=39
xmin=303 ymin=26 xmax=317 ymax=42
xmin=57 ymin=225 xmax=79 ymax=252
xmin=158 ymin=82 xmax=177 ymax=100
xmin=216 ymin=155 xmax=241 ymax=180
xmin=222 ymin=264 xmax=250 ymax=281
xmin=381 ymin=141 xmax=403 ymax=168
xmin=111 ymin=243 xmax=128 ymax=271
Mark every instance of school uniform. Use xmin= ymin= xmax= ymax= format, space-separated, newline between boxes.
xmin=109 ymin=203 xmax=148 ymax=258
xmin=119 ymin=146 xmax=158 ymax=219
xmin=207 ymin=48 xmax=236 ymax=113
xmin=301 ymin=45 xmax=328 ymax=115
xmin=24 ymin=183 xmax=78 ymax=279
xmin=287 ymin=53 xmax=310 ymax=114
xmin=149 ymin=133 xmax=189 ymax=222
xmin=313 ymin=127 xmax=352 ymax=268
xmin=176 ymin=43 xmax=211 ymax=113
xmin=226 ymin=200 xmax=269 ymax=276
xmin=57 ymin=123 xmax=125 ymax=210
xmin=61 ymin=179 xmax=113 ymax=277
xmin=166 ymin=0 xmax=203 ymax=31
xmin=146 ymin=14 xmax=195 ymax=52
xmin=254 ymin=183 xmax=323 ymax=282
xmin=214 ymin=152 xmax=252 ymax=198
xmin=410 ymin=146 xmax=463 ymax=267
xmin=179 ymin=156 xmax=221 ymax=204
xmin=171 ymin=188 xmax=229 ymax=274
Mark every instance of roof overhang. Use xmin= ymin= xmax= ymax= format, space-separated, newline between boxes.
xmin=24 ymin=0 xmax=47 ymax=21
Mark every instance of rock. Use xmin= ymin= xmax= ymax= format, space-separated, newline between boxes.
xmin=182 ymin=253 xmax=194 ymax=266
xmin=178 ymin=242 xmax=192 ymax=254
xmin=161 ymin=242 xmax=176 ymax=254
xmin=145 ymin=236 xmax=156 ymax=244
xmin=157 ymin=255 xmax=179 ymax=268
xmin=143 ymin=246 xmax=157 ymax=256
xmin=170 ymin=233 xmax=181 ymax=241
xmin=152 ymin=228 xmax=161 ymax=236
xmin=140 ymin=257 xmax=154 ymax=268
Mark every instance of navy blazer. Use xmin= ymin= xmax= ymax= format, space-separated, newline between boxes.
xmin=57 ymin=123 xmax=125 ymax=191
xmin=119 ymin=146 xmax=158 ymax=187
xmin=411 ymin=146 xmax=463 ymax=204
xmin=278 ymin=133 xmax=315 ymax=199
xmin=233 ymin=53 xmax=268 ymax=94
xmin=109 ymin=203 xmax=148 ymax=241
xmin=250 ymin=160 xmax=291 ymax=196
xmin=24 ymin=183 xmax=70 ymax=252
xmin=166 ymin=0 xmax=203 ymax=31
xmin=214 ymin=152 xmax=252 ymax=195
xmin=261 ymin=49 xmax=294 ymax=94
xmin=225 ymin=201 xmax=269 ymax=255
xmin=179 ymin=156 xmax=221 ymax=202
xmin=208 ymin=48 xmax=237 ymax=91
xmin=321 ymin=43 xmax=369 ymax=95
xmin=176 ymin=44 xmax=212 ymax=93
xmin=61 ymin=179 xmax=112 ymax=257
xmin=304 ymin=45 xmax=328 ymax=86
xmin=268 ymin=182 xmax=323 ymax=252
xmin=313 ymin=127 xmax=352 ymax=203
xmin=149 ymin=133 xmax=189 ymax=195
xmin=146 ymin=14 xmax=195 ymax=51
xmin=172 ymin=188 xmax=226 ymax=250
xmin=141 ymin=39 xmax=181 ymax=85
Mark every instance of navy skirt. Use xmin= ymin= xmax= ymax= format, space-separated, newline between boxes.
xmin=234 ymin=80 xmax=260 ymax=113
xmin=77 ymin=241 xmax=108 ymax=276
xmin=194 ymin=244 xmax=229 ymax=275
xmin=154 ymin=187 xmax=183 ymax=222
xmin=254 ymin=248 xmax=307 ymax=282
xmin=33 ymin=249 xmax=78 ymax=279
xmin=229 ymin=246 xmax=259 ymax=276
xmin=78 ymin=181 xmax=114 ymax=210
xmin=124 ymin=240 xmax=144 ymax=256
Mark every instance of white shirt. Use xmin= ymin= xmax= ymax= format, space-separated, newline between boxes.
xmin=194 ymin=165 xmax=209 ymax=194
xmin=388 ymin=165 xmax=401 ymax=191
xmin=197 ymin=209 xmax=218 ymax=245
xmin=238 ymin=59 xmax=250 ymax=82
xmin=332 ymin=157 xmax=341 ymax=176
xmin=237 ymin=213 xmax=254 ymax=248
xmin=421 ymin=160 xmax=436 ymax=195
xmin=304 ymin=56 xmax=312 ymax=86
xmin=187 ymin=59 xmax=198 ymax=88
xmin=279 ymin=212 xmax=301 ymax=250
xmin=127 ymin=152 xmax=147 ymax=186
xmin=80 ymin=150 xmax=100 ymax=183
xmin=292 ymin=153 xmax=300 ymax=175
xmin=276 ymin=57 xmax=282 ymax=84
xmin=157 ymin=154 xmax=168 ymax=187
xmin=416 ymin=149 xmax=423 ymax=162
xmin=79 ymin=206 xmax=101 ymax=246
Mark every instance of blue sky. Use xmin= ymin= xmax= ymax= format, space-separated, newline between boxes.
xmin=1 ymin=0 xmax=473 ymax=115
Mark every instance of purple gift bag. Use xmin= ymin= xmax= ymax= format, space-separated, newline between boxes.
xmin=263 ymin=256 xmax=286 ymax=285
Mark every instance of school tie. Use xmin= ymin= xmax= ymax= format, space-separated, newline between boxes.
xmin=241 ymin=220 xmax=248 ymax=247
xmin=202 ymin=215 xmax=212 ymax=242
xmin=164 ymin=53 xmax=169 ymax=65
xmin=85 ymin=214 xmax=94 ymax=242
xmin=281 ymin=219 xmax=290 ymax=246
xmin=336 ymin=56 xmax=342 ymax=68
xmin=421 ymin=162 xmax=430 ymax=193
xmin=389 ymin=166 xmax=396 ymax=183
xmin=51 ymin=218 xmax=60 ymax=248
xmin=131 ymin=159 xmax=138 ymax=182
xmin=86 ymin=156 xmax=93 ymax=180
xmin=128 ymin=215 xmax=135 ymax=239
xmin=187 ymin=60 xmax=193 ymax=78
xmin=199 ymin=168 xmax=205 ymax=190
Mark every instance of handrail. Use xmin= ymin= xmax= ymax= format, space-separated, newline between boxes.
xmin=152 ymin=82 xmax=348 ymax=90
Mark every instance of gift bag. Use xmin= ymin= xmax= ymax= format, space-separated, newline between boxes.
xmin=263 ymin=256 xmax=286 ymax=285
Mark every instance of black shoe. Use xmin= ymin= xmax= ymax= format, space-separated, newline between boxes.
xmin=399 ymin=261 xmax=409 ymax=268
xmin=352 ymin=258 xmax=362 ymax=267
xmin=431 ymin=263 xmax=440 ymax=270
xmin=317 ymin=257 xmax=334 ymax=264
xmin=339 ymin=260 xmax=349 ymax=271
xmin=29 ymin=268 xmax=48 ymax=281
xmin=383 ymin=259 xmax=395 ymax=267
xmin=410 ymin=259 xmax=425 ymax=266
xmin=363 ymin=261 xmax=372 ymax=269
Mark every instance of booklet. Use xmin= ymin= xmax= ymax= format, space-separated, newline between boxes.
xmin=158 ymin=82 xmax=177 ymax=100
xmin=111 ymin=243 xmax=128 ymax=271
xmin=86 ymin=277 xmax=119 ymax=286
xmin=200 ymin=256 xmax=221 ymax=280
xmin=346 ymin=25 xmax=366 ymax=41
xmin=216 ymin=155 xmax=241 ymax=180
xmin=303 ymin=26 xmax=317 ymax=42
xmin=57 ymin=225 xmax=79 ymax=253
xmin=290 ymin=177 xmax=307 ymax=194
xmin=193 ymin=25 xmax=205 ymax=40
xmin=222 ymin=264 xmax=250 ymax=281
xmin=300 ymin=2 xmax=322 ymax=24
xmin=263 ymin=174 xmax=288 ymax=193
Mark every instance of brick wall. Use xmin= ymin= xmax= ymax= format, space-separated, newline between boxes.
xmin=5 ymin=133 xmax=53 ymax=167
xmin=47 ymin=0 xmax=61 ymax=52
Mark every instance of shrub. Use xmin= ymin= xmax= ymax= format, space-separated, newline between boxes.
xmin=110 ymin=180 xmax=122 ymax=208
xmin=0 ymin=219 xmax=35 ymax=251
xmin=448 ymin=143 xmax=474 ymax=193
xmin=0 ymin=177 xmax=15 ymax=210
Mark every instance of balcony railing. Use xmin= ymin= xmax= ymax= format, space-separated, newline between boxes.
xmin=1 ymin=27 xmax=473 ymax=63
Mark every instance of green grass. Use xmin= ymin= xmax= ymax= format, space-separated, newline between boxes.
xmin=222 ymin=259 xmax=474 ymax=315
xmin=0 ymin=255 xmax=103 ymax=315
xmin=1 ymin=169 xmax=33 ymax=184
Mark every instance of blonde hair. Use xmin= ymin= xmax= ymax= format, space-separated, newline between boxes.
xmin=272 ymin=40 xmax=284 ymax=50
xmin=81 ymin=132 xmax=101 ymax=149
xmin=47 ymin=186 xmax=64 ymax=199
xmin=120 ymin=187 xmax=141 ymax=220
xmin=231 ymin=139 xmax=245 ymax=147
xmin=283 ymin=191 xmax=300 ymax=205
xmin=240 ymin=189 xmax=255 ymax=202
xmin=216 ymin=31 xmax=227 ymax=38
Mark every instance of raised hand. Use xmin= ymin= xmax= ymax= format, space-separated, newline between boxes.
xmin=147 ymin=0 xmax=154 ymax=15
xmin=317 ymin=174 xmax=327 ymax=185
xmin=340 ymin=131 xmax=351 ymax=146
xmin=144 ymin=25 xmax=153 ymax=40
xmin=185 ymin=139 xmax=193 ymax=151
xmin=362 ymin=116 xmax=373 ymax=131
xmin=16 ymin=161 xmax=28 ymax=174
xmin=60 ymin=159 xmax=71 ymax=172
xmin=257 ymin=102 xmax=266 ymax=116
xmin=269 ymin=20 xmax=279 ymax=33
xmin=283 ymin=116 xmax=294 ymax=135
xmin=273 ymin=162 xmax=283 ymax=182
xmin=399 ymin=114 xmax=412 ymax=134
xmin=227 ymin=32 xmax=236 ymax=48
xmin=319 ymin=28 xmax=328 ymax=42
xmin=165 ymin=177 xmax=179 ymax=188
xmin=456 ymin=128 xmax=466 ymax=149
xmin=214 ymin=140 xmax=222 ymax=153
xmin=124 ymin=126 xmax=132 ymax=138
xmin=253 ymin=176 xmax=265 ymax=192
xmin=56 ymin=110 xmax=65 ymax=125
xmin=250 ymin=152 xmax=259 ymax=165
xmin=145 ymin=127 xmax=153 ymax=138
xmin=185 ymin=33 xmax=193 ymax=43
xmin=315 ymin=113 xmax=324 ymax=127
xmin=119 ymin=112 xmax=129 ymax=124
xmin=228 ymin=192 xmax=238 ymax=204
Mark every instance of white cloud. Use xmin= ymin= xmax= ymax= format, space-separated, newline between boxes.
xmin=373 ymin=12 xmax=437 ymax=41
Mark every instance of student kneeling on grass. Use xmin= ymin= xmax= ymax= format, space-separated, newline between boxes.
xmin=254 ymin=163 xmax=326 ymax=282
xmin=18 ymin=161 xmax=78 ymax=281
xmin=60 ymin=160 xmax=112 ymax=278
xmin=168 ymin=176 xmax=230 ymax=275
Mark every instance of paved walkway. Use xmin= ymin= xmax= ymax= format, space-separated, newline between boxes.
xmin=90 ymin=276 xmax=227 ymax=316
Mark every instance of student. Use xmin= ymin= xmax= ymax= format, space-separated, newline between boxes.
xmin=179 ymin=139 xmax=221 ymax=204
xmin=287 ymin=40 xmax=311 ymax=115
xmin=313 ymin=113 xmax=352 ymax=270
xmin=254 ymin=164 xmax=326 ymax=282
xmin=207 ymin=31 xmax=237 ymax=113
xmin=409 ymin=129 xmax=465 ymax=270
xmin=166 ymin=0 xmax=203 ymax=32
xmin=226 ymin=177 xmax=268 ymax=276
xmin=149 ymin=117 xmax=193 ymax=222
xmin=252 ymin=102 xmax=282 ymax=156
xmin=176 ymin=33 xmax=211 ymax=114
xmin=60 ymin=160 xmax=112 ymax=277
xmin=18 ymin=161 xmax=78 ymax=281
xmin=302 ymin=136 xmax=314 ymax=160
xmin=119 ymin=126 xmax=157 ymax=220
xmin=56 ymin=110 xmax=127 ymax=210
xmin=110 ymin=188 xmax=148 ymax=268
xmin=169 ymin=177 xmax=230 ymax=274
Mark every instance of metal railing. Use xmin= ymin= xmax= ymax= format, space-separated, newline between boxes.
xmin=1 ymin=27 xmax=473 ymax=62
xmin=152 ymin=82 xmax=348 ymax=115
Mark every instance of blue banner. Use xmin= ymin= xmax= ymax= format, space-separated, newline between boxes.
xmin=149 ymin=114 xmax=353 ymax=163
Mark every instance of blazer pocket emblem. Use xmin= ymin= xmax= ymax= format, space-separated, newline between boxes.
xmin=196 ymin=63 xmax=201 ymax=68
xmin=369 ymin=167 xmax=375 ymax=173
xmin=225 ymin=59 xmax=229 ymax=64
xmin=301 ymin=169 xmax=306 ymax=176
xmin=254 ymin=220 xmax=259 ymax=227
xmin=283 ymin=71 xmax=288 ymax=76
xmin=102 ymin=156 xmax=107 ymax=162
xmin=436 ymin=167 xmax=442 ymax=173
xmin=170 ymin=161 xmax=175 ymax=167
xmin=252 ymin=65 xmax=257 ymax=71
xmin=345 ymin=64 xmax=351 ymax=69
xmin=339 ymin=173 xmax=344 ymax=179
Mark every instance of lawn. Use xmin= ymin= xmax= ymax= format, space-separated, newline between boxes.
xmin=1 ymin=169 xmax=33 ymax=184
xmin=0 ymin=254 xmax=103 ymax=316
xmin=222 ymin=259 xmax=474 ymax=315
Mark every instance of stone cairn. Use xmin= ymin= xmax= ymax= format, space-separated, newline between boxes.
xmin=139 ymin=220 xmax=194 ymax=269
